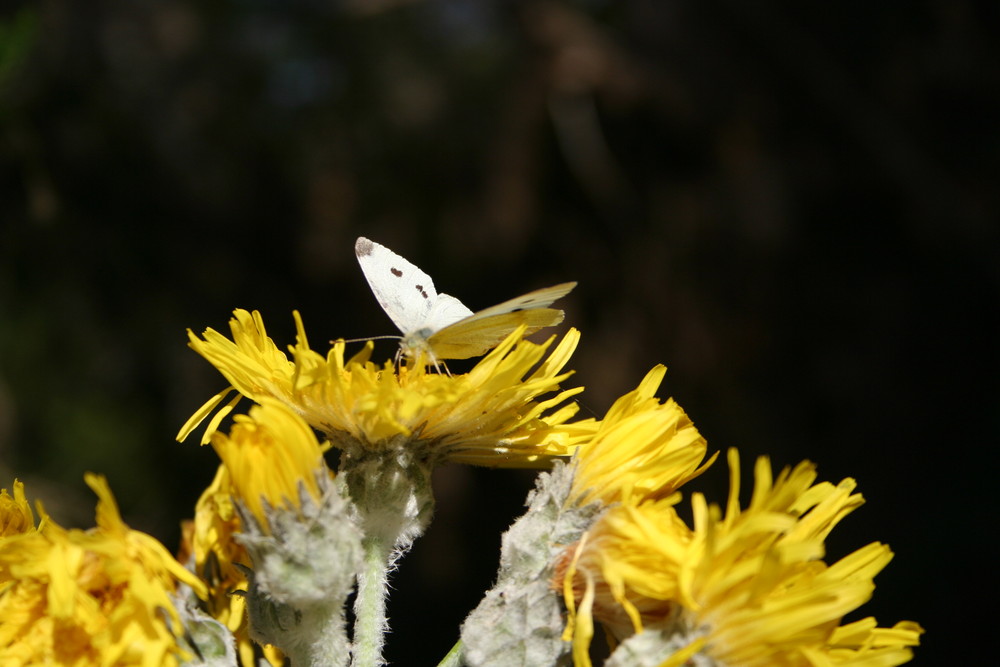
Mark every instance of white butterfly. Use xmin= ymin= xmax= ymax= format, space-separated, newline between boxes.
xmin=355 ymin=237 xmax=576 ymax=363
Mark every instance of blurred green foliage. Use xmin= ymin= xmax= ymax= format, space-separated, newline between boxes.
xmin=0 ymin=9 xmax=35 ymax=92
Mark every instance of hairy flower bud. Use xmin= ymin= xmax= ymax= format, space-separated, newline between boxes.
xmin=461 ymin=463 xmax=600 ymax=666
xmin=236 ymin=474 xmax=362 ymax=667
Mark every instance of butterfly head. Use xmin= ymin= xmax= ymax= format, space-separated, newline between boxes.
xmin=399 ymin=328 xmax=437 ymax=364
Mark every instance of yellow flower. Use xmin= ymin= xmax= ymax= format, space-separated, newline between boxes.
xmin=560 ymin=449 xmax=923 ymax=667
xmin=556 ymin=495 xmax=690 ymax=653
xmin=460 ymin=367 xmax=717 ymax=665
xmin=209 ymin=398 xmax=329 ymax=532
xmin=0 ymin=475 xmax=207 ymax=666
xmin=179 ymin=465 xmax=284 ymax=667
xmin=552 ymin=366 xmax=717 ymax=647
xmin=569 ymin=365 xmax=716 ymax=507
xmin=198 ymin=394 xmax=362 ymax=667
xmin=180 ymin=309 xmax=591 ymax=467
xmin=0 ymin=480 xmax=35 ymax=537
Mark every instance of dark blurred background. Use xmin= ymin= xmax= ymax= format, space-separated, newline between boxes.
xmin=1 ymin=0 xmax=995 ymax=663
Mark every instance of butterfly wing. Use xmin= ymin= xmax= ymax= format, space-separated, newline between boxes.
xmin=424 ymin=282 xmax=576 ymax=359
xmin=355 ymin=237 xmax=450 ymax=334
xmin=425 ymin=308 xmax=567 ymax=359
xmin=457 ymin=282 xmax=576 ymax=321
xmin=423 ymin=292 xmax=476 ymax=332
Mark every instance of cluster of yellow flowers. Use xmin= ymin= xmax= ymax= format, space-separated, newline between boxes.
xmin=0 ymin=308 xmax=922 ymax=666
xmin=0 ymin=477 xmax=205 ymax=665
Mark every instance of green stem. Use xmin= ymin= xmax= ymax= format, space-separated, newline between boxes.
xmin=436 ymin=639 xmax=464 ymax=667
xmin=352 ymin=535 xmax=391 ymax=667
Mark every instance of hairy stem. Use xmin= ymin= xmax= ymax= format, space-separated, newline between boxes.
xmin=351 ymin=535 xmax=391 ymax=667
xmin=281 ymin=602 xmax=352 ymax=667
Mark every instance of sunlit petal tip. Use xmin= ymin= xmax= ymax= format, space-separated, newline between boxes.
xmin=570 ymin=366 xmax=713 ymax=507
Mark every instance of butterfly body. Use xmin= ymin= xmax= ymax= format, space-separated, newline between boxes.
xmin=355 ymin=237 xmax=575 ymax=362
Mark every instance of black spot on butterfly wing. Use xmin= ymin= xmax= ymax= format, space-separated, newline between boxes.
xmin=355 ymin=237 xmax=374 ymax=256
xmin=391 ymin=267 xmax=403 ymax=277
xmin=414 ymin=284 xmax=429 ymax=299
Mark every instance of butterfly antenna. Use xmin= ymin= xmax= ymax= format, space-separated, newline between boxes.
xmin=334 ymin=335 xmax=403 ymax=345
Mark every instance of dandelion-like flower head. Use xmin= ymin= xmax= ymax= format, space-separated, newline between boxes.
xmin=180 ymin=309 xmax=593 ymax=467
